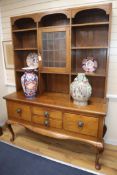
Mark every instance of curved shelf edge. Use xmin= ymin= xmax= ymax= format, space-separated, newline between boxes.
xmin=71 ymin=3 xmax=112 ymax=18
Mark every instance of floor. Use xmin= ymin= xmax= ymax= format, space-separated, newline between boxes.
xmin=0 ymin=125 xmax=117 ymax=175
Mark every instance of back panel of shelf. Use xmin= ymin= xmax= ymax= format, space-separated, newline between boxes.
xmin=12 ymin=17 xmax=37 ymax=30
xmin=13 ymin=30 xmax=37 ymax=49
xmin=39 ymin=13 xmax=70 ymax=27
xmin=15 ymin=71 xmax=24 ymax=91
xmin=72 ymin=8 xmax=109 ymax=24
xmin=71 ymin=49 xmax=107 ymax=76
xmin=71 ymin=25 xmax=108 ymax=48
xmin=39 ymin=73 xmax=70 ymax=94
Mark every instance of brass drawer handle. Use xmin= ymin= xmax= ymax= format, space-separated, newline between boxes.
xmin=78 ymin=121 xmax=84 ymax=128
xmin=44 ymin=119 xmax=49 ymax=127
xmin=16 ymin=108 xmax=22 ymax=113
xmin=44 ymin=111 xmax=49 ymax=118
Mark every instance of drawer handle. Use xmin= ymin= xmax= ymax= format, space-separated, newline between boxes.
xmin=44 ymin=111 xmax=49 ymax=118
xmin=44 ymin=119 xmax=49 ymax=127
xmin=16 ymin=108 xmax=22 ymax=113
xmin=78 ymin=121 xmax=84 ymax=128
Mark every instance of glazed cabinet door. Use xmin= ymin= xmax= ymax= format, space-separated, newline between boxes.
xmin=38 ymin=27 xmax=70 ymax=73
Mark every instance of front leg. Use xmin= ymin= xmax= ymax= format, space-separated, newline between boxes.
xmin=95 ymin=143 xmax=104 ymax=170
xmin=7 ymin=123 xmax=15 ymax=142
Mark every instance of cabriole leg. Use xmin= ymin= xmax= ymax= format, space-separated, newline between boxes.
xmin=95 ymin=145 xmax=104 ymax=170
xmin=7 ymin=123 xmax=15 ymax=142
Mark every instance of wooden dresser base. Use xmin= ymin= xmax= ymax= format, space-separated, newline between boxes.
xmin=4 ymin=92 xmax=107 ymax=170
xmin=6 ymin=119 xmax=104 ymax=170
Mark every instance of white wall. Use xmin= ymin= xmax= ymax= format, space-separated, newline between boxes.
xmin=0 ymin=6 xmax=6 ymax=120
xmin=0 ymin=0 xmax=117 ymax=145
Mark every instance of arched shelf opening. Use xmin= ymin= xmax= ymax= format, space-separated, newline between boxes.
xmin=39 ymin=13 xmax=70 ymax=27
xmin=72 ymin=8 xmax=109 ymax=24
xmin=13 ymin=18 xmax=36 ymax=30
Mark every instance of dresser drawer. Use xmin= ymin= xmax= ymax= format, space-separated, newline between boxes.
xmin=32 ymin=106 xmax=62 ymax=120
xmin=32 ymin=115 xmax=62 ymax=129
xmin=7 ymin=101 xmax=31 ymax=122
xmin=63 ymin=113 xmax=99 ymax=137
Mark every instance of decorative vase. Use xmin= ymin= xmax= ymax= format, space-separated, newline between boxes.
xmin=21 ymin=67 xmax=38 ymax=98
xmin=70 ymin=73 xmax=92 ymax=106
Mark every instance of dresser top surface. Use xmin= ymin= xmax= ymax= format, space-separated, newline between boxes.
xmin=4 ymin=91 xmax=107 ymax=116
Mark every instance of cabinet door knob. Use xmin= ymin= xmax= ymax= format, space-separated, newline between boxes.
xmin=16 ymin=108 xmax=22 ymax=113
xmin=44 ymin=119 xmax=49 ymax=127
xmin=78 ymin=121 xmax=84 ymax=128
xmin=44 ymin=111 xmax=49 ymax=118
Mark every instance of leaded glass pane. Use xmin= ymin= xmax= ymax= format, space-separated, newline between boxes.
xmin=42 ymin=31 xmax=66 ymax=67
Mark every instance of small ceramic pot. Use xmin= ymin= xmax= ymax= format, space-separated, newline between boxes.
xmin=21 ymin=67 xmax=38 ymax=98
xmin=70 ymin=73 xmax=92 ymax=106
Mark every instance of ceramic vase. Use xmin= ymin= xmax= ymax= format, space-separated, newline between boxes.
xmin=70 ymin=73 xmax=92 ymax=106
xmin=21 ymin=68 xmax=38 ymax=98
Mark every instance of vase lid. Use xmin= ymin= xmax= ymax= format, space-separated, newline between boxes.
xmin=22 ymin=66 xmax=38 ymax=71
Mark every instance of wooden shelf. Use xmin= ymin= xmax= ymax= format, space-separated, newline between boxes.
xmin=39 ymin=25 xmax=70 ymax=29
xmin=72 ymin=22 xmax=109 ymax=27
xmin=40 ymin=71 xmax=106 ymax=77
xmin=15 ymin=69 xmax=24 ymax=72
xmin=14 ymin=48 xmax=38 ymax=51
xmin=71 ymin=46 xmax=108 ymax=49
xmin=15 ymin=68 xmax=39 ymax=73
xmin=13 ymin=28 xmax=37 ymax=32
xmin=71 ymin=71 xmax=106 ymax=77
xmin=40 ymin=71 xmax=70 ymax=75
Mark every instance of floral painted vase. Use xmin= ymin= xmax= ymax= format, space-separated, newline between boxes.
xmin=21 ymin=67 xmax=38 ymax=98
xmin=70 ymin=73 xmax=92 ymax=106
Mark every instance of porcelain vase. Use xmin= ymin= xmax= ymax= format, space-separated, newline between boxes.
xmin=70 ymin=73 xmax=92 ymax=106
xmin=21 ymin=68 xmax=38 ymax=98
